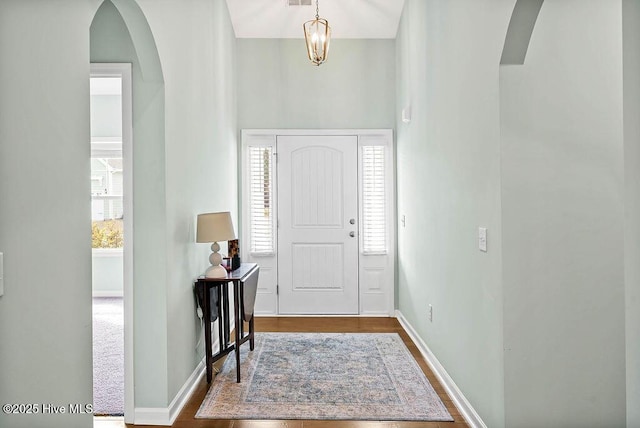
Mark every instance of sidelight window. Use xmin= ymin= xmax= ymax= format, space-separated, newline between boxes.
xmin=248 ymin=146 xmax=275 ymax=254
xmin=361 ymin=145 xmax=387 ymax=254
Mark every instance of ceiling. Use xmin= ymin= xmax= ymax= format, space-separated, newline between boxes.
xmin=225 ymin=0 xmax=405 ymax=39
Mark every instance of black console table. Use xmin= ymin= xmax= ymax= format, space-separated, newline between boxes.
xmin=195 ymin=263 xmax=259 ymax=383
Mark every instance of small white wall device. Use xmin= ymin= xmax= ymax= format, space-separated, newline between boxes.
xmin=478 ymin=228 xmax=487 ymax=252
xmin=0 ymin=252 xmax=4 ymax=297
xmin=402 ymin=106 xmax=412 ymax=123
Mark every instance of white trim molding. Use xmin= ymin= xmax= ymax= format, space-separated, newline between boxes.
xmin=92 ymin=248 xmax=124 ymax=257
xmin=92 ymin=290 xmax=124 ymax=298
xmin=132 ymin=319 xmax=234 ymax=426
xmin=133 ymin=407 xmax=172 ymax=426
xmin=395 ymin=310 xmax=487 ymax=428
xmin=134 ymin=359 xmax=205 ymax=426
xmin=91 ymin=63 xmax=135 ymax=423
xmin=241 ymin=129 xmax=395 ymax=316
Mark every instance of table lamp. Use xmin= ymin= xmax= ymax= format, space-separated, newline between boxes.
xmin=196 ymin=211 xmax=236 ymax=278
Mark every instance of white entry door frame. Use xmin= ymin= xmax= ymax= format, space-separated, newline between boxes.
xmin=241 ymin=129 xmax=395 ymax=316
xmin=277 ymin=135 xmax=359 ymax=314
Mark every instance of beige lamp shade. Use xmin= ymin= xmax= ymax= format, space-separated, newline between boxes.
xmin=196 ymin=212 xmax=236 ymax=243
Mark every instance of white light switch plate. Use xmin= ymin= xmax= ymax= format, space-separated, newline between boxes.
xmin=478 ymin=228 xmax=487 ymax=252
xmin=0 ymin=252 xmax=4 ymax=296
xmin=402 ymin=106 xmax=411 ymax=123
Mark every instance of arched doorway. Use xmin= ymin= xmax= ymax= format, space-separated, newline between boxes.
xmin=90 ymin=0 xmax=164 ymax=423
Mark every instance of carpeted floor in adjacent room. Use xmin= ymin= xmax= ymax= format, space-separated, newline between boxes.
xmin=92 ymin=297 xmax=124 ymax=416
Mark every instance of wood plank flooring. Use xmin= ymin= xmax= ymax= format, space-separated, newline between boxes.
xmin=123 ymin=317 xmax=468 ymax=428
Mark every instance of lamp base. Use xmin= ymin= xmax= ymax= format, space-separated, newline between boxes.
xmin=205 ymin=264 xmax=228 ymax=278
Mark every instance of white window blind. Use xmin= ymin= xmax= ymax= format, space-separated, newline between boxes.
xmin=248 ymin=146 xmax=274 ymax=253
xmin=362 ymin=145 xmax=387 ymax=254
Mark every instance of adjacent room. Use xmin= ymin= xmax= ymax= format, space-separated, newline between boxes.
xmin=0 ymin=1 xmax=638 ymax=428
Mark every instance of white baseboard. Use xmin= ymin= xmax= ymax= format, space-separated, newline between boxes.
xmin=133 ymin=406 xmax=171 ymax=426
xmin=133 ymin=358 xmax=205 ymax=426
xmin=395 ymin=310 xmax=487 ymax=428
xmin=167 ymin=358 xmax=205 ymax=424
xmin=132 ymin=320 xmax=234 ymax=426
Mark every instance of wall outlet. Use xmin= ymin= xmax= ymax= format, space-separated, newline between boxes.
xmin=478 ymin=227 xmax=487 ymax=252
xmin=428 ymin=304 xmax=433 ymax=322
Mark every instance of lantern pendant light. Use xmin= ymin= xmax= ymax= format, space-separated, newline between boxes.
xmin=303 ymin=0 xmax=331 ymax=66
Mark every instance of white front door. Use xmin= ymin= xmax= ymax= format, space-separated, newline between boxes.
xmin=277 ymin=135 xmax=359 ymax=314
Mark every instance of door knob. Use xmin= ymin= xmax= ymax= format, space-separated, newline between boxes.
xmin=349 ymin=231 xmax=355 ymax=237
xmin=349 ymin=219 xmax=356 ymax=225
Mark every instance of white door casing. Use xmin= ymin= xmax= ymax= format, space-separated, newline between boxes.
xmin=277 ymin=135 xmax=359 ymax=314
xmin=242 ymin=135 xmax=278 ymax=315
xmin=90 ymin=63 xmax=134 ymax=422
xmin=241 ymin=129 xmax=395 ymax=316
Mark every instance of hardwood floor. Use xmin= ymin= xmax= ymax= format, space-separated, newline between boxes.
xmin=126 ymin=317 xmax=468 ymax=428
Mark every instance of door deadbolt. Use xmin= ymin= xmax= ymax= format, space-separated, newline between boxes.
xmin=349 ymin=219 xmax=356 ymax=225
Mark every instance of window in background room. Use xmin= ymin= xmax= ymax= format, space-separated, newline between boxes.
xmin=91 ymin=77 xmax=124 ymax=250
xmin=91 ymin=157 xmax=124 ymax=248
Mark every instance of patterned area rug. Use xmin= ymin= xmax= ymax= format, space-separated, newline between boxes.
xmin=196 ymin=332 xmax=453 ymax=421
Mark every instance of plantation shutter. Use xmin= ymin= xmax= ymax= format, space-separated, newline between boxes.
xmin=362 ymin=145 xmax=387 ymax=254
xmin=248 ymin=146 xmax=274 ymax=254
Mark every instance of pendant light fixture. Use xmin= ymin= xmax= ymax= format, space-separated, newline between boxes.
xmin=303 ymin=0 xmax=331 ymax=66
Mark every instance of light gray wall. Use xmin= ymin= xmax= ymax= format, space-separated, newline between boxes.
xmin=92 ymin=253 xmax=124 ymax=295
xmin=1 ymin=1 xmax=633 ymax=427
xmin=395 ymin=1 xmax=513 ymax=426
xmin=91 ymin=94 xmax=122 ymax=138
xmin=91 ymin=0 xmax=170 ymax=407
xmin=92 ymin=0 xmax=239 ymax=409
xmin=0 ymin=1 xmax=100 ymax=427
xmin=0 ymin=0 xmax=237 ymax=416
xmin=138 ymin=0 xmax=238 ymax=401
xmin=500 ymin=0 xmax=544 ymax=65
xmin=237 ymin=39 xmax=395 ymax=130
xmin=623 ymin=1 xmax=640 ymax=426
xmin=500 ymin=1 xmax=626 ymax=426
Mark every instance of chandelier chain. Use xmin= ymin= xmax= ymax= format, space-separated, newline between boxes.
xmin=315 ymin=0 xmax=319 ymax=19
